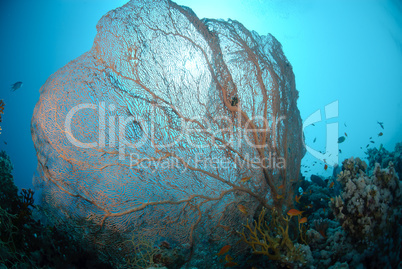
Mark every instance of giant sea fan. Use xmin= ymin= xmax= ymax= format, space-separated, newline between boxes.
xmin=31 ymin=0 xmax=304 ymax=265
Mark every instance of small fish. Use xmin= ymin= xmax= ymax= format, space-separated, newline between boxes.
xmin=344 ymin=132 xmax=348 ymax=137
xmin=370 ymin=141 xmax=375 ymax=144
xmin=378 ymin=132 xmax=383 ymax=137
xmin=339 ymin=149 xmax=342 ymax=153
xmin=313 ymin=137 xmax=316 ymax=143
xmin=277 ymin=194 xmax=284 ymax=200
xmin=295 ymin=195 xmax=301 ymax=203
xmin=312 ymin=123 xmax=315 ymax=126
xmin=299 ymin=217 xmax=307 ymax=224
xmin=240 ymin=176 xmax=252 ymax=183
xmin=366 ymin=144 xmax=369 ymax=148
xmin=287 ymin=209 xmax=303 ymax=216
xmin=224 ymin=261 xmax=238 ymax=267
xmin=278 ymin=184 xmax=284 ymax=189
xmin=360 ymin=147 xmax=363 ymax=149
xmin=306 ymin=204 xmax=313 ymax=209
xmin=329 ymin=182 xmax=335 ymax=188
xmin=378 ymin=144 xmax=383 ymax=151
xmin=369 ymin=137 xmax=372 ymax=139
xmin=10 ymin=81 xmax=23 ymax=91
xmin=319 ymin=230 xmax=327 ymax=238
xmin=237 ymin=205 xmax=248 ymax=215
xmin=324 ymin=164 xmax=328 ymax=171
xmin=344 ymin=123 xmax=347 ymax=127
xmin=216 ymin=245 xmax=231 ymax=256
xmin=377 ymin=121 xmax=384 ymax=129
xmin=225 ymin=254 xmax=233 ymax=262
xmin=323 ymin=208 xmax=326 ymax=213
xmin=338 ymin=136 xmax=346 ymax=143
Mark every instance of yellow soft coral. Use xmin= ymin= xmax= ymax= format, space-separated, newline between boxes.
xmin=240 ymin=207 xmax=307 ymax=265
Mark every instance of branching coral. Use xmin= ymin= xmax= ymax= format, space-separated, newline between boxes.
xmin=240 ymin=207 xmax=311 ymax=267
xmin=124 ymin=233 xmax=186 ymax=269
xmin=124 ymin=234 xmax=160 ymax=269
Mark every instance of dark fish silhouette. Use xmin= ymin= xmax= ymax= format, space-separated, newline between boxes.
xmin=230 ymin=96 xmax=239 ymax=106
xmin=377 ymin=121 xmax=384 ymax=129
xmin=338 ymin=136 xmax=346 ymax=143
xmin=313 ymin=137 xmax=316 ymax=143
xmin=11 ymin=81 xmax=23 ymax=91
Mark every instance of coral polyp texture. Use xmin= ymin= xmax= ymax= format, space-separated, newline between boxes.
xmin=31 ymin=0 xmax=303 ymax=266
xmin=330 ymin=157 xmax=402 ymax=241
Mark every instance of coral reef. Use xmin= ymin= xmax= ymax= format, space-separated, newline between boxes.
xmin=297 ymin=147 xmax=401 ymax=268
xmin=287 ymin=146 xmax=401 ymax=269
xmin=330 ymin=157 xmax=401 ymax=241
xmin=366 ymin=142 xmax=402 ymax=179
xmin=310 ymin=174 xmax=326 ymax=187
xmin=0 ymin=151 xmax=18 ymax=213
xmin=2 ymin=142 xmax=402 ymax=268
xmin=0 ymin=150 xmax=113 ymax=268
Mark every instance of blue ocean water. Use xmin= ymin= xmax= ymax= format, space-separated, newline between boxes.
xmin=0 ymin=0 xmax=401 ymax=268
